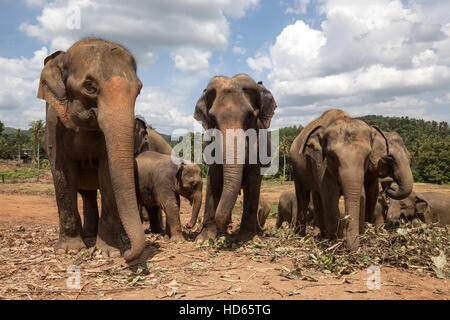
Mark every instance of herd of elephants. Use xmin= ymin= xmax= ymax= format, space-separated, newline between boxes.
xmin=36 ymin=37 xmax=449 ymax=263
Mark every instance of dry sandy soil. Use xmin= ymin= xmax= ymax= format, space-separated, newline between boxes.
xmin=0 ymin=179 xmax=448 ymax=300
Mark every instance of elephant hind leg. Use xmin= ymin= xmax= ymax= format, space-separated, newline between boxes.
xmin=79 ymin=189 xmax=99 ymax=247
xmin=148 ymin=206 xmax=164 ymax=234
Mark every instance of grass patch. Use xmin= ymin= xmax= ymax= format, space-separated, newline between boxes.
xmin=0 ymin=168 xmax=44 ymax=180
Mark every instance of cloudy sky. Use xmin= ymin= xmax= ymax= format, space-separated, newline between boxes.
xmin=0 ymin=0 xmax=449 ymax=134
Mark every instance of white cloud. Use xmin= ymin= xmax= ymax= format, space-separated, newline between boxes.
xmin=171 ymin=48 xmax=212 ymax=76
xmin=247 ymin=53 xmax=272 ymax=73
xmin=232 ymin=46 xmax=246 ymax=55
xmin=286 ymin=0 xmax=311 ymax=14
xmin=135 ymin=87 xmax=196 ymax=134
xmin=19 ymin=0 xmax=259 ymax=65
xmin=0 ymin=48 xmax=48 ymax=128
xmin=248 ymin=0 xmax=450 ymax=127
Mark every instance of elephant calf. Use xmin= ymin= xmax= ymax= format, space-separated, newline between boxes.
xmin=384 ymin=191 xmax=450 ymax=225
xmin=257 ymin=196 xmax=271 ymax=231
xmin=135 ymin=151 xmax=203 ymax=241
xmin=277 ymin=190 xmax=315 ymax=228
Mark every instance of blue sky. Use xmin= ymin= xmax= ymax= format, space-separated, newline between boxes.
xmin=0 ymin=0 xmax=449 ymax=134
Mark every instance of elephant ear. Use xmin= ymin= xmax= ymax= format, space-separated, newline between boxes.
xmin=302 ymin=126 xmax=324 ymax=167
xmin=194 ymin=88 xmax=216 ymax=130
xmin=37 ymin=50 xmax=76 ymax=129
xmin=415 ymin=195 xmax=436 ymax=223
xmin=256 ymin=81 xmax=277 ymax=129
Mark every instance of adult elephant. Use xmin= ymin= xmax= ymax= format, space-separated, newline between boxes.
xmin=37 ymin=38 xmax=145 ymax=261
xmin=364 ymin=129 xmax=413 ymax=225
xmin=290 ymin=109 xmax=375 ymax=250
xmin=193 ymin=74 xmax=277 ymax=242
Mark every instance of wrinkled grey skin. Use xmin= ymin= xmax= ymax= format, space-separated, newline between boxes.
xmin=37 ymin=38 xmax=144 ymax=261
xmin=135 ymin=151 xmax=203 ymax=241
xmin=384 ymin=192 xmax=450 ymax=225
xmin=193 ymin=74 xmax=277 ymax=243
xmin=134 ymin=118 xmax=173 ymax=232
xmin=257 ymin=196 xmax=271 ymax=231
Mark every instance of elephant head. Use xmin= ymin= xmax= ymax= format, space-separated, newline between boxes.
xmin=302 ymin=118 xmax=373 ymax=250
xmin=370 ymin=127 xmax=413 ymax=200
xmin=176 ymin=161 xmax=203 ymax=229
xmin=385 ymin=192 xmax=417 ymax=222
xmin=37 ymin=38 xmax=144 ymax=261
xmin=134 ymin=117 xmax=149 ymax=156
xmin=193 ymin=74 xmax=277 ymax=232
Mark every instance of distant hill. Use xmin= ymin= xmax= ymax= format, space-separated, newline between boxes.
xmin=3 ymin=127 xmax=31 ymax=137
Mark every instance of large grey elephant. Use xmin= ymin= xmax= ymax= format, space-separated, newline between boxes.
xmin=37 ymin=38 xmax=145 ymax=261
xmin=193 ymin=74 xmax=277 ymax=242
xmin=290 ymin=110 xmax=376 ymax=250
xmin=135 ymin=151 xmax=203 ymax=241
xmin=383 ymin=191 xmax=450 ymax=225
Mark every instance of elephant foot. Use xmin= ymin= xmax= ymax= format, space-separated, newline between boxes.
xmin=54 ymin=235 xmax=87 ymax=254
xmin=169 ymin=233 xmax=185 ymax=243
xmin=195 ymin=224 xmax=217 ymax=244
xmin=95 ymin=236 xmax=121 ymax=258
xmin=233 ymin=229 xmax=256 ymax=242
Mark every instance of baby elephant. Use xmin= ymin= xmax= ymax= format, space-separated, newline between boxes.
xmin=277 ymin=190 xmax=297 ymax=228
xmin=135 ymin=151 xmax=203 ymax=241
xmin=277 ymin=190 xmax=320 ymax=229
xmin=257 ymin=196 xmax=271 ymax=231
xmin=385 ymin=191 xmax=450 ymax=225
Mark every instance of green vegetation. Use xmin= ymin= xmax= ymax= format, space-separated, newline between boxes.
xmin=0 ymin=120 xmax=46 ymax=165
xmin=0 ymin=168 xmax=44 ymax=180
xmin=357 ymin=115 xmax=450 ymax=184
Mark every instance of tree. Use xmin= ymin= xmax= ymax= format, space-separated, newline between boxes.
xmin=279 ymin=137 xmax=291 ymax=181
xmin=15 ymin=129 xmax=23 ymax=161
xmin=0 ymin=120 xmax=4 ymax=136
xmin=29 ymin=120 xmax=45 ymax=172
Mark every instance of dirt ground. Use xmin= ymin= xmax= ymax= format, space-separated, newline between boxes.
xmin=0 ymin=179 xmax=448 ymax=300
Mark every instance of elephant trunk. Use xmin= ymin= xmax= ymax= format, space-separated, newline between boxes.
xmin=97 ymin=76 xmax=145 ymax=262
xmin=339 ymin=167 xmax=364 ymax=251
xmin=187 ymin=184 xmax=203 ymax=228
xmin=386 ymin=161 xmax=413 ymax=200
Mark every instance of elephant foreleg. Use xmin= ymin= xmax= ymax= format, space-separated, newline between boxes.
xmin=293 ymin=179 xmax=309 ymax=236
xmin=196 ymin=164 xmax=222 ymax=242
xmin=319 ymin=172 xmax=341 ymax=240
xmin=96 ymin=157 xmax=128 ymax=258
xmin=161 ymin=195 xmax=183 ymax=242
xmin=239 ymin=165 xmax=262 ymax=239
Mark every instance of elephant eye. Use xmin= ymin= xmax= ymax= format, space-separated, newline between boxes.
xmin=83 ymin=79 xmax=99 ymax=97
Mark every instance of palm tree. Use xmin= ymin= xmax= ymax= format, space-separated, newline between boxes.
xmin=279 ymin=137 xmax=291 ymax=181
xmin=29 ymin=120 xmax=45 ymax=176
xmin=15 ymin=129 xmax=23 ymax=162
